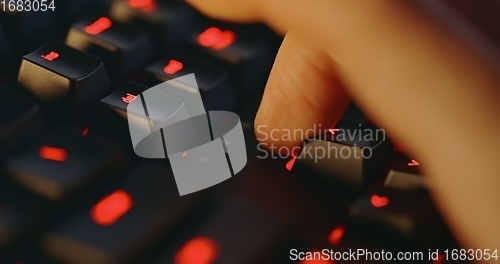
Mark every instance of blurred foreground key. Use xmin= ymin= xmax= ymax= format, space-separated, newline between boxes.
xmin=43 ymin=164 xmax=206 ymax=264
xmin=110 ymin=0 xmax=197 ymax=48
xmin=152 ymin=199 xmax=292 ymax=264
xmin=6 ymin=127 xmax=125 ymax=201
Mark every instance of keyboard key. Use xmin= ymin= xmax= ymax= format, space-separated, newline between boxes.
xmin=0 ymin=8 xmax=60 ymax=54
xmin=292 ymin=119 xmax=392 ymax=190
xmin=151 ymin=199 xmax=291 ymax=264
xmin=17 ymin=41 xmax=112 ymax=121
xmin=6 ymin=127 xmax=125 ymax=201
xmin=101 ymin=81 xmax=148 ymax=118
xmin=384 ymin=154 xmax=426 ymax=190
xmin=190 ymin=24 xmax=279 ymax=97
xmin=0 ymin=179 xmax=52 ymax=246
xmin=109 ymin=0 xmax=197 ymax=48
xmin=66 ymin=16 xmax=153 ymax=81
xmin=42 ymin=163 xmax=205 ymax=264
xmin=145 ymin=55 xmax=237 ymax=110
xmin=0 ymin=87 xmax=45 ymax=155
xmin=347 ymin=187 xmax=450 ymax=248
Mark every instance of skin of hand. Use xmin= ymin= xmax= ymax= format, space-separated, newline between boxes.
xmin=186 ymin=0 xmax=500 ymax=256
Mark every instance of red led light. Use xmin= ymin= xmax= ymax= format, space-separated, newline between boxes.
xmin=286 ymin=156 xmax=297 ymax=171
xmin=128 ymin=0 xmax=156 ymax=12
xmin=407 ymin=159 xmax=419 ymax=167
xmin=328 ymin=226 xmax=345 ymax=246
xmin=122 ymin=93 xmax=138 ymax=104
xmin=41 ymin=51 xmax=59 ymax=61
xmin=182 ymin=151 xmax=188 ymax=158
xmin=91 ymin=190 xmax=133 ymax=226
xmin=163 ymin=60 xmax=184 ymax=75
xmin=39 ymin=146 xmax=68 ymax=162
xmin=85 ymin=17 xmax=112 ymax=35
xmin=197 ymin=27 xmax=236 ymax=50
xmin=175 ymin=236 xmax=220 ymax=264
xmin=370 ymin=194 xmax=390 ymax=208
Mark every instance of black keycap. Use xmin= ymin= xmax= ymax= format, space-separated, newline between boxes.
xmin=0 ymin=179 xmax=52 ymax=246
xmin=66 ymin=16 xmax=153 ymax=81
xmin=292 ymin=119 xmax=392 ymax=190
xmin=0 ymin=7 xmax=60 ymax=54
xmin=0 ymin=87 xmax=45 ymax=155
xmin=145 ymin=55 xmax=237 ymax=110
xmin=189 ymin=24 xmax=279 ymax=97
xmin=347 ymin=186 xmax=450 ymax=248
xmin=6 ymin=127 xmax=125 ymax=201
xmin=151 ymin=199 xmax=291 ymax=264
xmin=101 ymin=81 xmax=148 ymax=118
xmin=109 ymin=0 xmax=197 ymax=48
xmin=42 ymin=164 xmax=205 ymax=264
xmin=384 ymin=154 xmax=426 ymax=190
xmin=17 ymin=41 xmax=112 ymax=120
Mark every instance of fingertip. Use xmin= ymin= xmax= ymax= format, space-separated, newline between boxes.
xmin=185 ymin=0 xmax=262 ymax=23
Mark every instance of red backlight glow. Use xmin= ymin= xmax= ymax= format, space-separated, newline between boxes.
xmin=39 ymin=146 xmax=67 ymax=162
xmin=175 ymin=236 xmax=220 ymax=264
xmin=197 ymin=27 xmax=236 ymax=50
xmin=328 ymin=226 xmax=345 ymax=246
xmin=91 ymin=190 xmax=133 ymax=226
xmin=163 ymin=60 xmax=184 ymax=75
xmin=128 ymin=0 xmax=156 ymax=12
xmin=370 ymin=194 xmax=390 ymax=208
xmin=85 ymin=17 xmax=112 ymax=35
xmin=41 ymin=51 xmax=59 ymax=61
xmin=286 ymin=156 xmax=297 ymax=171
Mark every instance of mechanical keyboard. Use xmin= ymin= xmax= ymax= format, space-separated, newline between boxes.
xmin=0 ymin=0 xmax=471 ymax=263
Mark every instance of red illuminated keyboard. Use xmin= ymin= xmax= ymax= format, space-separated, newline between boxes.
xmin=0 ymin=0 xmax=464 ymax=263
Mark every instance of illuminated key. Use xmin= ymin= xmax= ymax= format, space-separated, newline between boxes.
xmin=145 ymin=56 xmax=237 ymax=111
xmin=384 ymin=154 xmax=425 ymax=191
xmin=17 ymin=41 xmax=112 ymax=121
xmin=101 ymin=82 xmax=148 ymax=118
xmin=348 ymin=187 xmax=451 ymax=248
xmin=67 ymin=16 xmax=153 ymax=80
xmin=292 ymin=119 xmax=392 ymax=190
xmin=91 ymin=190 xmax=133 ymax=226
xmin=152 ymin=199 xmax=291 ymax=264
xmin=6 ymin=127 xmax=124 ymax=201
xmin=191 ymin=24 xmax=280 ymax=97
xmin=43 ymin=164 xmax=204 ymax=264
